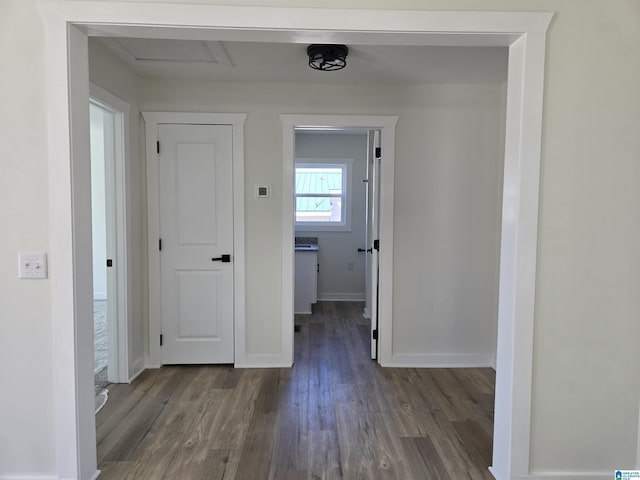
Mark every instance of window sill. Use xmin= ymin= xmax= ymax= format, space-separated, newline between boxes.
xmin=295 ymin=223 xmax=352 ymax=233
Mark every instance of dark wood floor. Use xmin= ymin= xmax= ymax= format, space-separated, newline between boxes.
xmin=96 ymin=301 xmax=495 ymax=479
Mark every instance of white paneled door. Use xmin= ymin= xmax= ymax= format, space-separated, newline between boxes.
xmin=158 ymin=124 xmax=234 ymax=364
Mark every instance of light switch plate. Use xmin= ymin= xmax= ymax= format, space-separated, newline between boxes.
xmin=18 ymin=252 xmax=48 ymax=279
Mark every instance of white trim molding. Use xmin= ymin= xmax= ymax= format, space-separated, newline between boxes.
xmin=235 ymin=354 xmax=292 ymax=369
xmin=41 ymin=4 xmax=551 ymax=480
xmin=317 ymin=293 xmax=366 ymax=302
xmin=129 ymin=358 xmax=146 ymax=383
xmin=142 ymin=112 xmax=247 ymax=369
xmin=637 ymin=401 xmax=640 ymax=468
xmin=0 ymin=474 xmax=101 ymax=480
xmin=512 ymin=474 xmax=612 ymax=480
xmin=491 ymin=26 xmax=551 ymax=480
xmin=385 ymin=354 xmax=496 ymax=369
xmin=0 ymin=477 xmax=61 ymax=480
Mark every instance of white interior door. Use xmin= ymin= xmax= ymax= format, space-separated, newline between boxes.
xmin=158 ymin=123 xmax=234 ymax=364
xmin=369 ymin=130 xmax=381 ymax=360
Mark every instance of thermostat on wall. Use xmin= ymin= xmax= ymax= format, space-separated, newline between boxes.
xmin=255 ymin=185 xmax=271 ymax=198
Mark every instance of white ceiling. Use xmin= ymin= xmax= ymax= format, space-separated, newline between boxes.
xmin=98 ymin=38 xmax=508 ymax=85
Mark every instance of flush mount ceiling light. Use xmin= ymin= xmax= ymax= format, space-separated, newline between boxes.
xmin=307 ymin=44 xmax=349 ymax=71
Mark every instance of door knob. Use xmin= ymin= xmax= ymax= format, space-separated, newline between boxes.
xmin=211 ymin=254 xmax=231 ymax=263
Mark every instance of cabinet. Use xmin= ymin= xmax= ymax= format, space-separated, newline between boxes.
xmin=294 ymin=250 xmax=318 ymax=314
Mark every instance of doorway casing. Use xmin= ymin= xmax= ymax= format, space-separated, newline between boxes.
xmin=42 ymin=3 xmax=552 ymax=480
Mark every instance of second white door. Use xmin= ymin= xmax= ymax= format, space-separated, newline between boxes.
xmin=158 ymin=123 xmax=234 ymax=364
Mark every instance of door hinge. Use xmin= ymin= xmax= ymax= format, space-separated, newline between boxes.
xmin=106 ymin=259 xmax=113 ymax=267
xmin=375 ymin=147 xmax=381 ymax=159
xmin=372 ymin=329 xmax=378 ymax=340
xmin=317 ymin=264 xmax=320 ymax=273
xmin=159 ymin=238 xmax=162 ymax=251
xmin=157 ymin=141 xmax=160 ymax=154
xmin=160 ymin=334 xmax=163 ymax=346
xmin=373 ymin=239 xmax=380 ymax=251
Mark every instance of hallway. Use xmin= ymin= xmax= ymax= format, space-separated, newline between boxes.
xmin=96 ymin=301 xmax=495 ymax=479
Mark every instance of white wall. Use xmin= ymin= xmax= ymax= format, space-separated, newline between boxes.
xmin=139 ymin=79 xmax=505 ymax=362
xmin=392 ymin=84 xmax=505 ymax=362
xmin=89 ymin=104 xmax=108 ymax=300
xmin=88 ymin=38 xmax=146 ymax=379
xmin=295 ymin=132 xmax=369 ymax=300
xmin=0 ymin=1 xmax=56 ymax=475
xmin=527 ymin=0 xmax=640 ymax=470
xmin=1 ymin=0 xmax=639 ymax=478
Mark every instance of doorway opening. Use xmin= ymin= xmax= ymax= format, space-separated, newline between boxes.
xmin=292 ymin=127 xmax=380 ymax=360
xmin=46 ymin=8 xmax=551 ymax=479
xmin=282 ymin=115 xmax=398 ymax=367
xmin=89 ymin=86 xmax=130 ymax=394
xmin=89 ymin=101 xmax=112 ymax=397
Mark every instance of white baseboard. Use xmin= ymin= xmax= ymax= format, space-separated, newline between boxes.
xmin=144 ymin=354 xmax=290 ymax=369
xmin=514 ymin=474 xmax=611 ymax=480
xmin=383 ymin=353 xmax=496 ymax=368
xmin=128 ymin=360 xmax=146 ymax=383
xmin=636 ymin=402 xmax=640 ymax=468
xmin=235 ymin=354 xmax=292 ymax=368
xmin=0 ymin=476 xmax=58 ymax=480
xmin=144 ymin=357 xmax=161 ymax=369
xmin=317 ymin=292 xmax=365 ymax=301
xmin=0 ymin=472 xmax=101 ymax=480
xmin=490 ymin=465 xmax=614 ymax=480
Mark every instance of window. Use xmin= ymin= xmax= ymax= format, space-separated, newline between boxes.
xmin=295 ymin=160 xmax=352 ymax=231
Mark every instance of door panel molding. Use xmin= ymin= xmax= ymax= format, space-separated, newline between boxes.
xmin=143 ymin=112 xmax=246 ymax=367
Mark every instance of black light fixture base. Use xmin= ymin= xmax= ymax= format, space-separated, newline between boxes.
xmin=307 ymin=44 xmax=349 ymax=71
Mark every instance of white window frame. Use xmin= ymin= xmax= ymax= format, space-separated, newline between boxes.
xmin=294 ymin=158 xmax=353 ymax=232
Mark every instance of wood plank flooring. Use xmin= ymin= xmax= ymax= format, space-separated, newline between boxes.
xmin=96 ymin=301 xmax=495 ymax=479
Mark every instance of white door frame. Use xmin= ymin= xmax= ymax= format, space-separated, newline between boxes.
xmin=143 ymin=112 xmax=246 ymax=369
xmin=281 ymin=115 xmax=397 ymax=367
xmin=364 ymin=131 xmax=375 ymax=322
xmin=42 ymin=3 xmax=551 ymax=479
xmin=369 ymin=130 xmax=381 ymax=360
xmin=89 ymin=84 xmax=130 ymax=384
